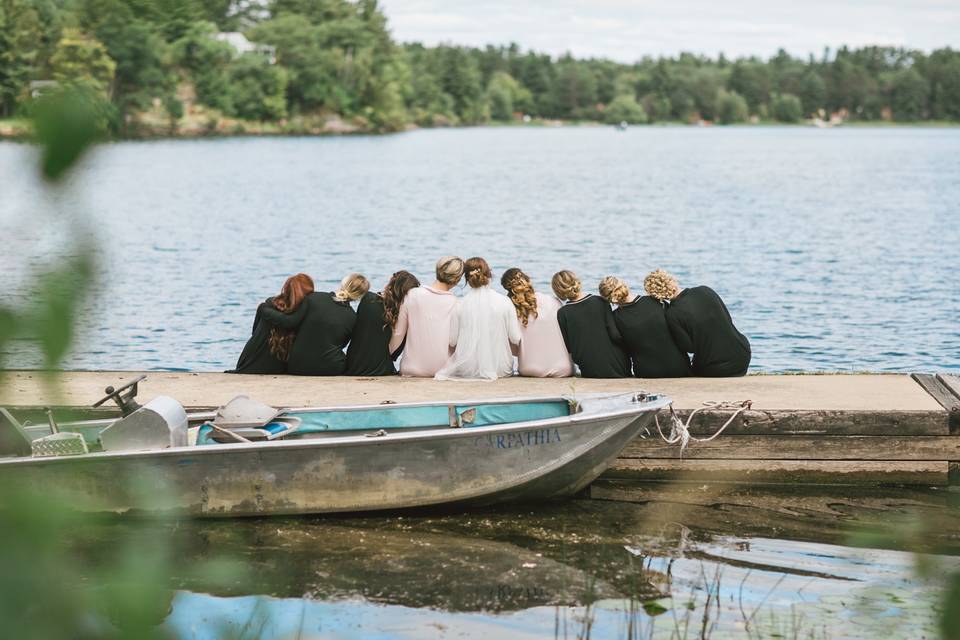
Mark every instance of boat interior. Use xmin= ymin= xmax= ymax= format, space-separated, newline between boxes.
xmin=0 ymin=375 xmax=580 ymax=459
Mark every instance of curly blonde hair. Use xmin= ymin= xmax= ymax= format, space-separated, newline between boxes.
xmin=501 ymin=267 xmax=538 ymax=326
xmin=334 ymin=273 xmax=370 ymax=302
xmin=644 ymin=269 xmax=680 ymax=302
xmin=598 ymin=276 xmax=631 ymax=305
xmin=551 ymin=270 xmax=582 ymax=302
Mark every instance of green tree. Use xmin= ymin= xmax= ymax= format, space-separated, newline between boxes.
xmin=172 ymin=21 xmax=235 ymax=112
xmin=550 ymin=57 xmax=597 ymax=118
xmin=715 ymin=88 xmax=748 ymax=124
xmin=640 ymin=92 xmax=671 ymax=122
xmin=486 ymin=71 xmax=531 ymax=121
xmin=227 ymin=52 xmax=287 ymax=120
xmin=797 ymin=70 xmax=826 ymax=116
xmin=728 ymin=60 xmax=771 ymax=114
xmin=604 ymin=94 xmax=646 ymax=124
xmin=78 ymin=3 xmax=178 ymax=131
xmin=49 ymin=29 xmax=117 ymax=96
xmin=0 ymin=0 xmax=42 ymax=116
xmin=924 ymin=49 xmax=960 ymax=120
xmin=889 ymin=67 xmax=928 ymax=121
xmin=771 ymin=93 xmax=803 ymax=122
xmin=436 ymin=45 xmax=484 ymax=122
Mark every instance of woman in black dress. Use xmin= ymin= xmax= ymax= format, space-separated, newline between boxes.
xmin=260 ymin=273 xmax=369 ymax=376
xmin=646 ymin=269 xmax=751 ymax=377
xmin=345 ymin=270 xmax=421 ymax=376
xmin=551 ymin=270 xmax=630 ymax=378
xmin=230 ymin=273 xmax=315 ymax=374
xmin=598 ymin=276 xmax=691 ymax=378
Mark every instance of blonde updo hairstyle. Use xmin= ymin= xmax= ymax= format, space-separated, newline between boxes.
xmin=435 ymin=256 xmax=465 ymax=286
xmin=644 ymin=269 xmax=681 ymax=302
xmin=334 ymin=273 xmax=370 ymax=302
xmin=551 ymin=270 xmax=582 ymax=302
xmin=501 ymin=267 xmax=538 ymax=326
xmin=464 ymin=256 xmax=492 ymax=288
xmin=598 ymin=276 xmax=631 ymax=305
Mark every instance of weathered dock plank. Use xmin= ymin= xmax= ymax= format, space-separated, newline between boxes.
xmin=621 ymin=435 xmax=960 ymax=460
xmin=603 ymin=459 xmax=950 ymax=485
xmin=663 ymin=409 xmax=947 ymax=436
xmin=0 ymin=371 xmax=944 ymax=412
xmin=937 ymin=374 xmax=960 ymax=402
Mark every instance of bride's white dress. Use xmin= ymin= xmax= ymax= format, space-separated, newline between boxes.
xmin=435 ymin=285 xmax=522 ymax=380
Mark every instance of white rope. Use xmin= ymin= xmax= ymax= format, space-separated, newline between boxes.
xmin=654 ymin=399 xmax=753 ymax=457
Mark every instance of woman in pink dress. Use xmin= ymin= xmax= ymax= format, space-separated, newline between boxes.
xmin=388 ymin=256 xmax=464 ymax=377
xmin=501 ymin=268 xmax=573 ymax=377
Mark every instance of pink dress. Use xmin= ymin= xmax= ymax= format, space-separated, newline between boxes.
xmin=389 ymin=285 xmax=459 ymax=377
xmin=516 ymin=293 xmax=574 ymax=377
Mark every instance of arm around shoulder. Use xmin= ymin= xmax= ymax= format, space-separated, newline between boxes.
xmin=388 ymin=300 xmax=410 ymax=354
xmin=258 ymin=297 xmax=309 ymax=330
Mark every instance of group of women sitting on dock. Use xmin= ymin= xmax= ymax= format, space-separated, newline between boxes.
xmin=230 ymin=256 xmax=751 ymax=380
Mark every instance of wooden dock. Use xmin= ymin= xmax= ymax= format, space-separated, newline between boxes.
xmin=2 ymin=371 xmax=958 ymax=487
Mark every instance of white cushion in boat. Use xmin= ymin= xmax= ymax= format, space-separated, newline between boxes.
xmin=214 ymin=395 xmax=282 ymax=428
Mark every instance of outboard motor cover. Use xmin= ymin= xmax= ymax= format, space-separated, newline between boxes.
xmin=99 ymin=396 xmax=188 ymax=452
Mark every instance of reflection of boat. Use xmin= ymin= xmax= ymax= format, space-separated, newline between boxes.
xmin=157 ymin=522 xmax=646 ymax=611
xmin=0 ymin=386 xmax=668 ymax=517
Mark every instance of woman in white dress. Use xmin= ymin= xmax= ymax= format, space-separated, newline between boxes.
xmin=436 ymin=257 xmax=521 ymax=381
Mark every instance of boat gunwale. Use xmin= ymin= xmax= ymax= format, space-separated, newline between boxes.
xmin=0 ymin=393 xmax=670 ymax=467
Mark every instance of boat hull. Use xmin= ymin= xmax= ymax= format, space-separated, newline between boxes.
xmin=0 ymin=394 xmax=667 ymax=517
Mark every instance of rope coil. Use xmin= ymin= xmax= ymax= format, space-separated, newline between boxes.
xmin=654 ymin=400 xmax=753 ymax=456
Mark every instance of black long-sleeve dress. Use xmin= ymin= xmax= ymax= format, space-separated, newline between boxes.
xmin=613 ymin=296 xmax=692 ymax=378
xmin=344 ymin=292 xmax=399 ymax=376
xmin=665 ymin=286 xmax=751 ymax=377
xmin=556 ymin=294 xmax=631 ymax=378
xmin=229 ymin=297 xmax=287 ymax=374
xmin=260 ymin=291 xmax=357 ymax=376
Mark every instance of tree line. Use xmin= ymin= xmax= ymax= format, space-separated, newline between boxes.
xmin=1 ymin=0 xmax=959 ymax=135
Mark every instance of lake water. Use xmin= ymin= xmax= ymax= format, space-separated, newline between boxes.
xmin=71 ymin=487 xmax=960 ymax=639
xmin=1 ymin=126 xmax=959 ymax=371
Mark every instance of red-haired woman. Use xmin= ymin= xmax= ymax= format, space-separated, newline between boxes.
xmin=230 ymin=273 xmax=315 ymax=374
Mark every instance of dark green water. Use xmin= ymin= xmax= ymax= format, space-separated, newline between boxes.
xmin=68 ymin=484 xmax=960 ymax=639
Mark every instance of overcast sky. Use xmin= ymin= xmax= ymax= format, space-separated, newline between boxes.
xmin=379 ymin=0 xmax=960 ymax=62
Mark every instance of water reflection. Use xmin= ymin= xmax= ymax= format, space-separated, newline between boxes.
xmin=72 ymin=489 xmax=960 ymax=638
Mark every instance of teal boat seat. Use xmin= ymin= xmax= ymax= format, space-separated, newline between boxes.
xmin=195 ymin=401 xmax=570 ymax=445
xmin=286 ymin=401 xmax=570 ymax=434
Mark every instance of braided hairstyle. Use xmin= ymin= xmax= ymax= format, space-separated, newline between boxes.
xmin=501 ymin=267 xmax=538 ymax=326
xmin=382 ymin=270 xmax=420 ymax=329
xmin=551 ymin=270 xmax=582 ymax=302
xmin=598 ymin=276 xmax=631 ymax=305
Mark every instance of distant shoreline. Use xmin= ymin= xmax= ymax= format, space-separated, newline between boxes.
xmin=2 ymin=117 xmax=958 ymax=143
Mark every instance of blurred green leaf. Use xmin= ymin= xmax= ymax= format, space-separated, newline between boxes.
xmin=32 ymin=86 xmax=112 ymax=182
xmin=31 ymin=251 xmax=96 ymax=367
xmin=0 ymin=306 xmax=20 ymax=369
xmin=943 ymin=574 xmax=960 ymax=640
